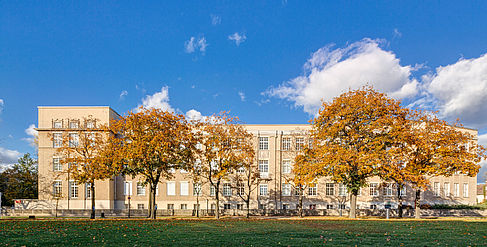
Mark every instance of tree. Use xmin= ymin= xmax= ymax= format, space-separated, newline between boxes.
xmin=311 ymin=86 xmax=409 ymax=218
xmin=109 ymin=107 xmax=198 ymax=219
xmin=0 ymin=153 xmax=38 ymax=207
xmin=382 ymin=110 xmax=486 ymax=218
xmin=54 ymin=117 xmax=114 ymax=219
xmin=197 ymin=113 xmax=251 ymax=219
xmin=291 ymin=147 xmax=320 ymax=217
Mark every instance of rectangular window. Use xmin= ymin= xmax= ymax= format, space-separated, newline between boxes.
xmin=259 ymin=184 xmax=268 ymax=196
xmin=224 ymin=204 xmax=231 ymax=210
xmin=237 ymin=166 xmax=246 ymax=174
xmin=282 ymin=160 xmax=291 ymax=174
xmin=259 ymin=137 xmax=269 ymax=150
xmin=85 ymin=183 xmax=92 ymax=198
xmin=296 ymin=137 xmax=305 ymax=151
xmin=308 ymin=184 xmax=317 ymax=196
xmin=463 ymin=183 xmax=469 ymax=198
xmin=180 ymin=181 xmax=189 ymax=196
xmin=167 ymin=182 xmax=176 ymax=196
xmin=167 ymin=204 xmax=174 ymax=210
xmin=327 ymin=204 xmax=334 ymax=209
xmin=236 ymin=204 xmax=243 ymax=210
xmin=258 ymin=160 xmax=269 ymax=178
xmin=53 ymin=158 xmax=62 ymax=171
xmin=338 ymin=183 xmax=347 ymax=196
xmin=295 ymin=186 xmax=304 ymax=196
xmin=180 ymin=204 xmax=187 ymax=210
xmin=86 ymin=120 xmax=95 ymax=129
xmin=210 ymin=185 xmax=216 ymax=196
xmin=69 ymin=121 xmax=79 ymax=129
xmin=194 ymin=204 xmax=200 ymax=210
xmin=454 ymin=183 xmax=460 ymax=197
xmin=53 ymin=121 xmax=63 ymax=128
xmin=369 ymin=183 xmax=379 ymax=196
xmin=137 ymin=182 xmax=146 ymax=196
xmin=400 ymin=186 xmax=406 ymax=197
xmin=69 ymin=181 xmax=79 ymax=199
xmin=137 ymin=204 xmax=144 ymax=209
xmin=53 ymin=133 xmax=62 ymax=148
xmin=193 ymin=183 xmax=202 ymax=196
xmin=53 ymin=180 xmax=62 ymax=197
xmin=222 ymin=183 xmax=232 ymax=196
xmin=237 ymin=182 xmax=245 ymax=196
xmin=124 ymin=181 xmax=132 ymax=196
xmin=383 ymin=183 xmax=393 ymax=196
xmin=282 ymin=137 xmax=291 ymax=151
xmin=444 ymin=182 xmax=450 ymax=197
xmin=433 ymin=182 xmax=440 ymax=196
xmin=325 ymin=183 xmax=335 ymax=196
xmin=69 ymin=133 xmax=79 ymax=147
xmin=282 ymin=183 xmax=291 ymax=196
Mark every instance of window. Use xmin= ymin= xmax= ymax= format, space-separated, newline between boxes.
xmin=137 ymin=182 xmax=146 ymax=196
xmin=383 ymin=183 xmax=393 ymax=197
xmin=210 ymin=161 xmax=218 ymax=171
xmin=282 ymin=204 xmax=289 ymax=210
xmin=69 ymin=121 xmax=79 ymax=129
xmin=237 ymin=204 xmax=243 ymax=210
xmin=259 ymin=137 xmax=269 ymax=150
xmin=296 ymin=137 xmax=305 ymax=151
xmin=258 ymin=160 xmax=269 ymax=178
xmin=326 ymin=204 xmax=334 ymax=209
xmin=180 ymin=181 xmax=189 ymax=196
xmin=194 ymin=204 xmax=200 ymax=210
xmin=463 ymin=183 xmax=469 ymax=198
xmin=325 ymin=183 xmax=335 ymax=196
xmin=167 ymin=204 xmax=174 ymax=210
xmin=338 ymin=204 xmax=346 ymax=209
xmin=308 ymin=184 xmax=317 ymax=196
xmin=69 ymin=181 xmax=79 ymax=199
xmin=282 ymin=160 xmax=291 ymax=174
xmin=53 ymin=181 xmax=62 ymax=197
xmin=69 ymin=133 xmax=79 ymax=147
xmin=237 ymin=182 xmax=245 ymax=196
xmin=237 ymin=166 xmax=246 ymax=174
xmin=224 ymin=204 xmax=231 ymax=210
xmin=53 ymin=158 xmax=62 ymax=171
xmin=193 ymin=183 xmax=202 ymax=196
xmin=444 ymin=182 xmax=450 ymax=197
xmin=222 ymin=183 xmax=232 ymax=196
xmin=259 ymin=184 xmax=268 ymax=196
xmin=180 ymin=204 xmax=187 ymax=210
xmin=282 ymin=137 xmax=291 ymax=151
xmin=124 ymin=181 xmax=132 ymax=196
xmin=433 ymin=182 xmax=440 ymax=196
xmin=85 ymin=183 xmax=92 ymax=198
xmin=295 ymin=186 xmax=304 ymax=196
xmin=210 ymin=185 xmax=216 ymax=196
xmin=399 ymin=186 xmax=406 ymax=197
xmin=282 ymin=183 xmax=291 ymax=196
xmin=338 ymin=183 xmax=347 ymax=196
xmin=370 ymin=204 xmax=377 ymax=210
xmin=454 ymin=183 xmax=460 ymax=197
xmin=167 ymin=182 xmax=176 ymax=196
xmin=53 ymin=133 xmax=62 ymax=148
xmin=86 ymin=121 xmax=95 ymax=129
xmin=53 ymin=121 xmax=63 ymax=128
xmin=137 ymin=204 xmax=144 ymax=209
xmin=309 ymin=204 xmax=316 ymax=210
xmin=369 ymin=183 xmax=379 ymax=196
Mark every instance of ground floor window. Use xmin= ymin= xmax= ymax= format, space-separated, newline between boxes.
xmin=224 ymin=204 xmax=231 ymax=210
xmin=137 ymin=204 xmax=144 ymax=209
xmin=326 ymin=204 xmax=334 ymax=209
xmin=309 ymin=204 xmax=316 ymax=210
xmin=180 ymin=204 xmax=187 ymax=210
xmin=167 ymin=204 xmax=174 ymax=210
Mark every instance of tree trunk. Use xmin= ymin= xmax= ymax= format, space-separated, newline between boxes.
xmin=349 ymin=193 xmax=357 ymax=218
xmin=90 ymin=183 xmax=95 ymax=219
xmin=246 ymin=197 xmax=250 ymax=218
xmin=397 ymin=186 xmax=403 ymax=218
xmin=215 ymin=181 xmax=220 ymax=219
xmin=415 ymin=189 xmax=421 ymax=219
xmin=298 ymin=192 xmax=303 ymax=218
xmin=151 ymin=184 xmax=157 ymax=219
xmin=148 ymin=187 xmax=153 ymax=218
xmin=196 ymin=194 xmax=200 ymax=218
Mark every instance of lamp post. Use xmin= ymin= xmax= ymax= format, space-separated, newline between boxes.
xmin=128 ymin=196 xmax=131 ymax=218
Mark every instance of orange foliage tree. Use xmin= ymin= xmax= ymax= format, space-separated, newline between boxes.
xmin=292 ymin=146 xmax=321 ymax=217
xmin=109 ymin=108 xmax=198 ymax=219
xmin=311 ymin=86 xmax=409 ymax=218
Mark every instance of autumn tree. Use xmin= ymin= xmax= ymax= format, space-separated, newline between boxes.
xmin=197 ymin=113 xmax=251 ymax=219
xmin=109 ymin=107 xmax=198 ymax=219
xmin=291 ymin=147 xmax=321 ymax=217
xmin=311 ymin=86 xmax=409 ymax=218
xmin=382 ymin=110 xmax=486 ymax=218
xmin=0 ymin=153 xmax=38 ymax=207
xmin=55 ymin=117 xmax=114 ymax=219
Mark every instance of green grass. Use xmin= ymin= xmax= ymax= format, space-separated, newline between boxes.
xmin=1 ymin=217 xmax=486 ymax=246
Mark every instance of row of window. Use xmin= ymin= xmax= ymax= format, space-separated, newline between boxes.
xmin=52 ymin=181 xmax=92 ymax=199
xmin=433 ymin=182 xmax=468 ymax=198
xmin=52 ymin=120 xmax=96 ymax=129
xmin=258 ymin=137 xmax=312 ymax=151
xmin=53 ymin=132 xmax=98 ymax=148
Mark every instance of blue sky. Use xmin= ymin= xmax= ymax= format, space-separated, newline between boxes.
xmin=1 ymin=1 xmax=487 ymax=180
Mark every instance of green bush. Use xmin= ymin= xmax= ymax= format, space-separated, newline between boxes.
xmin=424 ymin=204 xmax=486 ymax=210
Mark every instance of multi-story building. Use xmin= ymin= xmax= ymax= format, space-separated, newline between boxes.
xmin=35 ymin=106 xmax=479 ymax=212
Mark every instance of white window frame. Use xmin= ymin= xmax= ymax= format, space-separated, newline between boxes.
xmin=237 ymin=182 xmax=245 ymax=196
xmin=210 ymin=185 xmax=216 ymax=196
xmin=433 ymin=182 xmax=440 ymax=196
xmin=69 ymin=133 xmax=79 ymax=147
xmin=259 ymin=184 xmax=268 ymax=196
xmin=281 ymin=137 xmax=291 ymax=151
xmin=180 ymin=181 xmax=189 ymax=196
xmin=69 ymin=180 xmax=79 ymax=199
xmin=259 ymin=137 xmax=269 ymax=150
xmin=325 ymin=183 xmax=335 ymax=196
xmin=308 ymin=183 xmax=317 ymax=196
xmin=444 ymin=182 xmax=450 ymax=197
xmin=53 ymin=180 xmax=62 ymax=197
xmin=222 ymin=183 xmax=232 ymax=197
xmin=53 ymin=133 xmax=62 ymax=148
xmin=193 ymin=183 xmax=202 ymax=196
xmin=338 ymin=183 xmax=347 ymax=196
xmin=53 ymin=157 xmax=62 ymax=172
xmin=296 ymin=137 xmax=305 ymax=151
xmin=454 ymin=183 xmax=460 ymax=197
xmin=167 ymin=181 xmax=176 ymax=196
xmin=282 ymin=183 xmax=291 ymax=196
xmin=69 ymin=121 xmax=79 ymax=129
xmin=383 ymin=183 xmax=393 ymax=197
xmin=258 ymin=160 xmax=269 ymax=178
xmin=463 ymin=183 xmax=468 ymax=198
xmin=282 ymin=160 xmax=291 ymax=174
xmin=136 ymin=182 xmax=146 ymax=196
xmin=53 ymin=121 xmax=63 ymax=128
xmin=85 ymin=183 xmax=92 ymax=198
xmin=124 ymin=181 xmax=132 ymax=196
xmin=369 ymin=183 xmax=379 ymax=197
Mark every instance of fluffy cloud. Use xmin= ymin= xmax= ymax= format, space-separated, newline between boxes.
xmin=22 ymin=124 xmax=38 ymax=147
xmin=238 ymin=91 xmax=246 ymax=101
xmin=135 ymin=86 xmax=175 ymax=113
xmin=185 ymin=37 xmax=208 ymax=54
xmin=119 ymin=90 xmax=128 ymax=100
xmin=424 ymin=54 xmax=487 ymax=127
xmin=186 ymin=109 xmax=203 ymax=121
xmin=210 ymin=14 xmax=221 ymax=25
xmin=0 ymin=147 xmax=21 ymax=169
xmin=266 ymin=38 xmax=419 ymax=115
xmin=228 ymin=32 xmax=246 ymax=46
xmin=0 ymin=99 xmax=4 ymax=114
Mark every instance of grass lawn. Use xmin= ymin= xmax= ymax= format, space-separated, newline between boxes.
xmin=1 ymin=217 xmax=486 ymax=246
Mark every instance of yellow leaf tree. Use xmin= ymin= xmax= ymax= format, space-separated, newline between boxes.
xmin=292 ymin=146 xmax=321 ymax=217
xmin=311 ymin=86 xmax=409 ymax=218
xmin=109 ymin=107 xmax=198 ymax=219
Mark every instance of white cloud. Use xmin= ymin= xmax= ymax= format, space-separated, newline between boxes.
xmin=22 ymin=124 xmax=38 ymax=147
xmin=135 ymin=86 xmax=175 ymax=113
xmin=423 ymin=54 xmax=487 ymax=127
xmin=238 ymin=91 xmax=246 ymax=101
xmin=479 ymin=133 xmax=487 ymax=147
xmin=186 ymin=109 xmax=203 ymax=121
xmin=393 ymin=28 xmax=402 ymax=39
xmin=228 ymin=32 xmax=247 ymax=46
xmin=185 ymin=36 xmax=208 ymax=54
xmin=266 ymin=38 xmax=419 ymax=115
xmin=0 ymin=147 xmax=21 ymax=168
xmin=119 ymin=90 xmax=128 ymax=100
xmin=0 ymin=99 xmax=4 ymax=114
xmin=211 ymin=14 xmax=221 ymax=25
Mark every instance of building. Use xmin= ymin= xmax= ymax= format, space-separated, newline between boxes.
xmin=34 ymin=106 xmax=479 ymax=212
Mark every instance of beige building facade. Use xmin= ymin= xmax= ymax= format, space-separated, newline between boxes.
xmin=35 ymin=106 xmax=478 ymax=212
